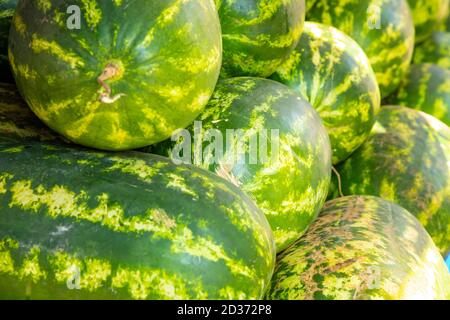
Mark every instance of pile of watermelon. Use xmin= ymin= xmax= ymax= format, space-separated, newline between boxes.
xmin=0 ymin=0 xmax=448 ymax=300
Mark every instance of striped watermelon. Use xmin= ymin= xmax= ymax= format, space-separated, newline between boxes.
xmin=391 ymin=64 xmax=450 ymax=126
xmin=0 ymin=0 xmax=16 ymax=82
xmin=331 ymin=106 xmax=450 ymax=256
xmin=8 ymin=0 xmax=222 ymax=151
xmin=413 ymin=32 xmax=450 ymax=69
xmin=267 ymin=196 xmax=450 ymax=300
xmin=0 ymin=82 xmax=61 ymax=143
xmin=407 ymin=0 xmax=449 ymax=43
xmin=272 ymin=22 xmax=380 ymax=164
xmin=0 ymin=140 xmax=275 ymax=299
xmin=150 ymin=77 xmax=332 ymax=252
xmin=307 ymin=0 xmax=415 ymax=98
xmin=217 ymin=0 xmax=305 ymax=78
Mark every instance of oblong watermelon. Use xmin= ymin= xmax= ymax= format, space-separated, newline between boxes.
xmin=272 ymin=22 xmax=380 ymax=164
xmin=8 ymin=0 xmax=222 ymax=151
xmin=0 ymin=82 xmax=61 ymax=143
xmin=267 ymin=196 xmax=450 ymax=300
xmin=0 ymin=140 xmax=275 ymax=299
xmin=150 ymin=77 xmax=332 ymax=252
xmin=331 ymin=106 xmax=450 ymax=256
xmin=307 ymin=0 xmax=415 ymax=98
xmin=217 ymin=0 xmax=305 ymax=78
xmin=407 ymin=0 xmax=449 ymax=43
xmin=391 ymin=64 xmax=450 ymax=126
xmin=413 ymin=32 xmax=450 ymax=69
xmin=0 ymin=0 xmax=17 ymax=82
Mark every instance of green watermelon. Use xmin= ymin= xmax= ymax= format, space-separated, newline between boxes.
xmin=407 ymin=0 xmax=449 ymax=43
xmin=0 ymin=82 xmax=62 ymax=142
xmin=391 ymin=64 xmax=450 ymax=126
xmin=0 ymin=139 xmax=275 ymax=299
xmin=331 ymin=106 xmax=450 ymax=256
xmin=217 ymin=0 xmax=305 ymax=78
xmin=413 ymin=32 xmax=450 ymax=69
xmin=0 ymin=0 xmax=16 ymax=82
xmin=150 ymin=77 xmax=332 ymax=252
xmin=272 ymin=22 xmax=380 ymax=164
xmin=307 ymin=0 xmax=415 ymax=98
xmin=266 ymin=196 xmax=450 ymax=300
xmin=8 ymin=0 xmax=222 ymax=151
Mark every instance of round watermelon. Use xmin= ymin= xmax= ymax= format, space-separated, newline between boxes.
xmin=0 ymin=0 xmax=17 ymax=83
xmin=8 ymin=0 xmax=222 ymax=151
xmin=272 ymin=22 xmax=380 ymax=164
xmin=331 ymin=106 xmax=450 ymax=256
xmin=307 ymin=0 xmax=415 ymax=98
xmin=217 ymin=0 xmax=305 ymax=78
xmin=151 ymin=77 xmax=332 ymax=252
xmin=391 ymin=64 xmax=450 ymax=126
xmin=267 ymin=196 xmax=450 ymax=300
xmin=413 ymin=32 xmax=450 ymax=69
xmin=407 ymin=0 xmax=449 ymax=43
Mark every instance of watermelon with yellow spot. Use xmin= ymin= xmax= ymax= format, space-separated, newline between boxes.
xmin=149 ymin=77 xmax=332 ymax=252
xmin=307 ymin=0 xmax=415 ymax=98
xmin=0 ymin=139 xmax=275 ymax=299
xmin=330 ymin=106 xmax=450 ymax=256
xmin=217 ymin=0 xmax=305 ymax=78
xmin=407 ymin=0 xmax=449 ymax=43
xmin=267 ymin=196 xmax=450 ymax=300
xmin=0 ymin=82 xmax=63 ymax=143
xmin=413 ymin=32 xmax=450 ymax=69
xmin=8 ymin=0 xmax=222 ymax=151
xmin=0 ymin=0 xmax=16 ymax=82
xmin=390 ymin=64 xmax=450 ymax=126
xmin=272 ymin=22 xmax=380 ymax=164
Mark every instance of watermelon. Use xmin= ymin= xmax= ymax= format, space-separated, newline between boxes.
xmin=307 ymin=0 xmax=415 ymax=98
xmin=8 ymin=0 xmax=222 ymax=151
xmin=413 ymin=32 xmax=450 ymax=69
xmin=391 ymin=64 xmax=450 ymax=126
xmin=272 ymin=22 xmax=380 ymax=164
xmin=0 ymin=0 xmax=16 ymax=82
xmin=0 ymin=82 xmax=62 ymax=143
xmin=331 ymin=106 xmax=450 ymax=256
xmin=266 ymin=196 xmax=450 ymax=300
xmin=150 ymin=77 xmax=332 ymax=252
xmin=407 ymin=0 xmax=449 ymax=43
xmin=217 ymin=0 xmax=305 ymax=78
xmin=0 ymin=139 xmax=275 ymax=299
